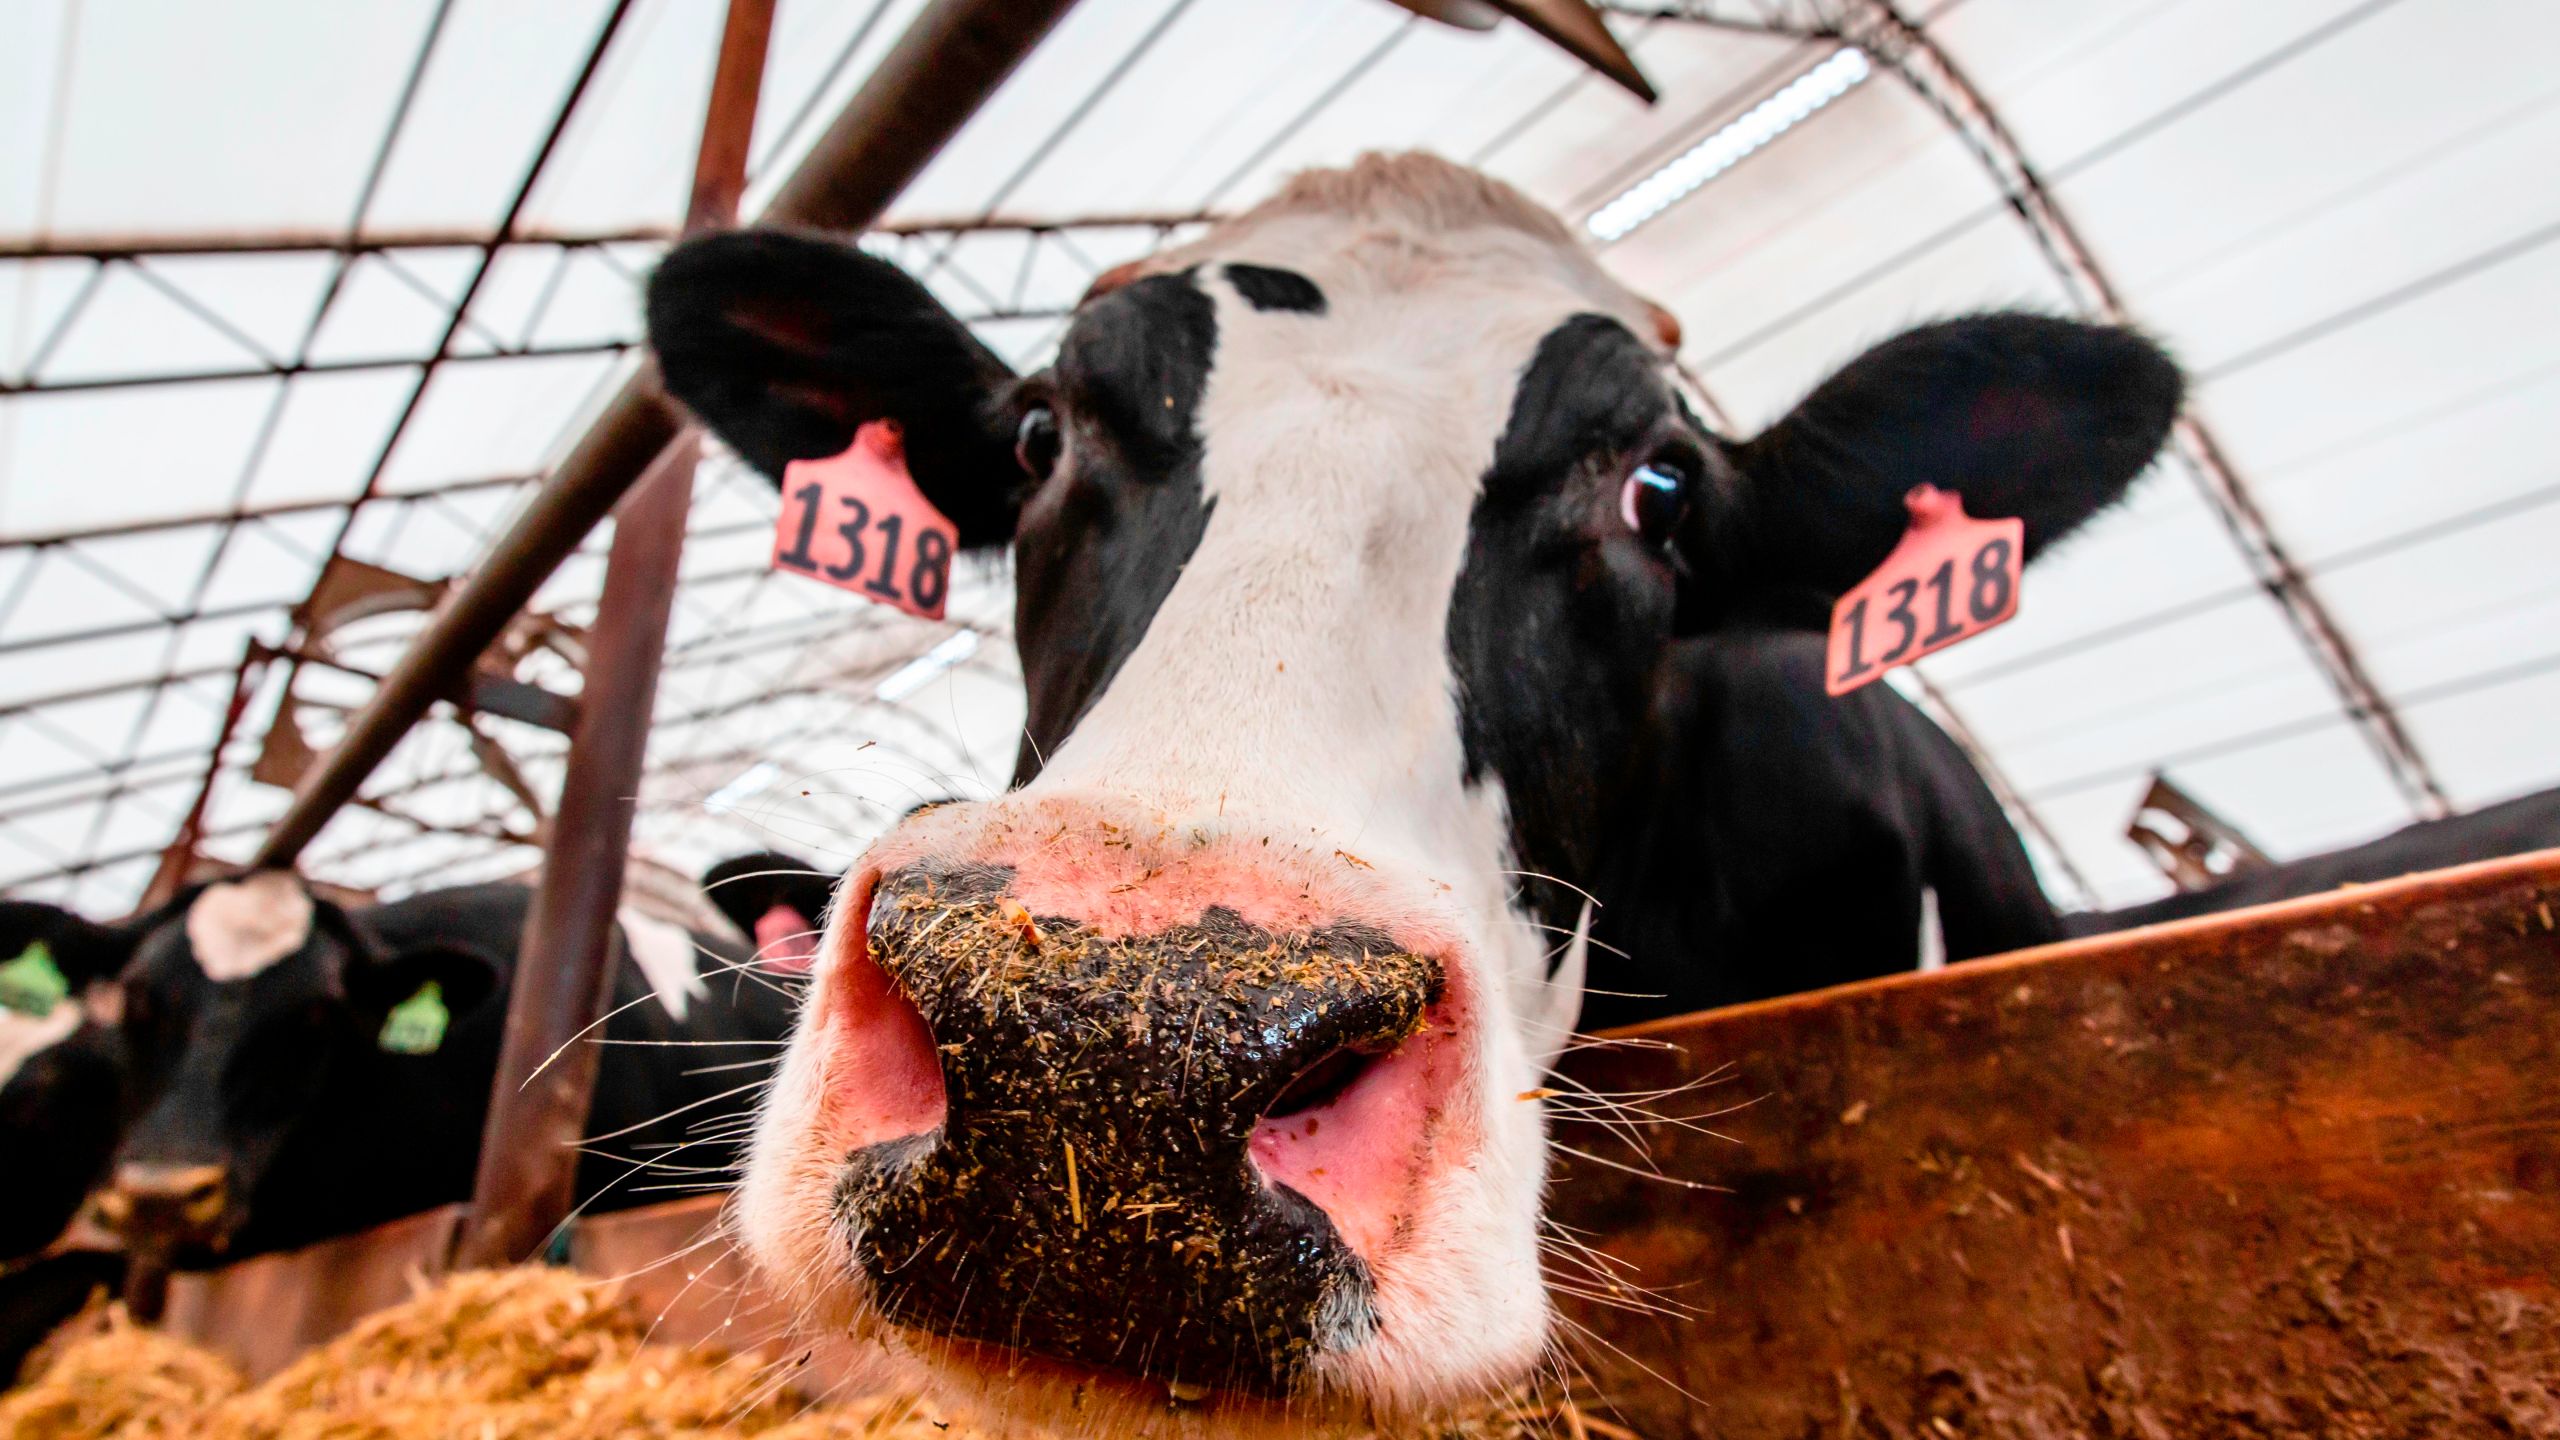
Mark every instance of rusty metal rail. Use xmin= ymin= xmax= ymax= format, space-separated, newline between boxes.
xmin=1547 ymin=848 xmax=2560 ymax=1437
xmin=448 ymin=0 xmax=778 ymax=1267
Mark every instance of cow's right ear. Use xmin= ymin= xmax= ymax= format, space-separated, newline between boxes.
xmin=647 ymin=229 xmax=1022 ymax=547
xmin=1683 ymin=312 xmax=2182 ymax=625
xmin=0 ymin=899 xmax=160 ymax=990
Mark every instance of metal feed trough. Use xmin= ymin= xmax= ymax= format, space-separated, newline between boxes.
xmin=152 ymin=849 xmax=2560 ymax=1434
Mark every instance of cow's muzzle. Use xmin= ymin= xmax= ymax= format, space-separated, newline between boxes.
xmin=831 ymin=861 xmax=1445 ymax=1397
xmin=96 ymin=1161 xmax=230 ymax=1249
xmin=95 ymin=1160 xmax=231 ymax=1320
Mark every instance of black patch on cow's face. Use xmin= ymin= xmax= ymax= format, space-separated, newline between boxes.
xmin=1223 ymin=262 xmax=1325 ymax=315
xmin=1447 ymin=315 xmax=1726 ymax=928
xmin=1007 ymin=271 xmax=1219 ymax=780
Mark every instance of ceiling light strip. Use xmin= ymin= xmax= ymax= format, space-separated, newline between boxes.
xmin=1585 ymin=46 xmax=1871 ymax=243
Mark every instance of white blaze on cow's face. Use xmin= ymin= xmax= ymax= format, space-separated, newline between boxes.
xmin=183 ymin=871 xmax=315 ymax=983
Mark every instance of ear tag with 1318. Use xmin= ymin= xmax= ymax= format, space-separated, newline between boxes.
xmin=771 ymin=420 xmax=958 ymax=622
xmin=1826 ymin=485 xmax=2024 ymax=696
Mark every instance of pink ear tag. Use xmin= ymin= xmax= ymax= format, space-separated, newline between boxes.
xmin=753 ymin=906 xmax=818 ymax=975
xmin=771 ymin=420 xmax=958 ymax=621
xmin=1825 ymin=485 xmax=2024 ymax=697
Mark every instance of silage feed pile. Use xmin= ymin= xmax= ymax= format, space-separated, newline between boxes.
xmin=1 ymin=1267 xmax=1570 ymax=1440
xmin=2 ymin=1268 xmax=958 ymax=1440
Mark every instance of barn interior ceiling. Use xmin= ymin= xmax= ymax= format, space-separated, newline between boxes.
xmin=3 ymin=0 xmax=2555 ymax=916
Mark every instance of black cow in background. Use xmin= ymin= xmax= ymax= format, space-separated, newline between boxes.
xmin=3 ymin=870 xmax=795 ymax=1318
xmin=0 ymin=902 xmax=132 ymax=1262
xmin=0 ymin=901 xmax=141 ymax=1379
xmin=2075 ymin=782 xmax=2560 ymax=934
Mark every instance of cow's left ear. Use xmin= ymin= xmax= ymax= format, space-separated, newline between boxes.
xmin=1688 ymin=312 xmax=2182 ymax=621
xmin=0 ymin=896 xmax=189 ymax=989
xmin=347 ymin=940 xmax=501 ymax=1023
xmin=335 ymin=907 xmax=503 ymax=1023
xmin=647 ymin=229 xmax=1022 ymax=548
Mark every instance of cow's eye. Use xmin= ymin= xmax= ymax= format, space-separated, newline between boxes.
xmin=1619 ymin=460 xmax=1690 ymax=546
xmin=1015 ymin=407 xmax=1061 ymax=480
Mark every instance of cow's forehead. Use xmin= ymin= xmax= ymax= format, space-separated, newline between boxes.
xmin=182 ymin=872 xmax=316 ymax=983
xmin=1131 ymin=155 xmax=1659 ymax=356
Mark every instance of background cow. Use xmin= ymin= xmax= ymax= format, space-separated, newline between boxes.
xmin=648 ymin=151 xmax=2181 ymax=1433
xmin=0 ymin=901 xmax=137 ymax=1379
xmin=0 ymin=901 xmax=133 ymax=1263
xmin=26 ymin=872 xmax=793 ymax=1309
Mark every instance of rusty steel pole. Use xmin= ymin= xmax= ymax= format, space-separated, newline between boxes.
xmin=449 ymin=0 xmax=1082 ymax=1267
xmin=252 ymin=0 xmax=1084 ymax=874
xmin=452 ymin=0 xmax=769 ymax=1271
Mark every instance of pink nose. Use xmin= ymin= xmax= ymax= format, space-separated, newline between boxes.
xmin=809 ymin=830 xmax=1470 ymax=1394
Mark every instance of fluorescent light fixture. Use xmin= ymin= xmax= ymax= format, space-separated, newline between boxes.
xmin=874 ymin=629 xmax=981 ymax=702
xmin=704 ymin=759 xmax=779 ymax=814
xmin=1584 ymin=46 xmax=1871 ymax=244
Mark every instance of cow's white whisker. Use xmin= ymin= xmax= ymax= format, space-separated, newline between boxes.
xmin=1549 ymin=1310 xmax=1711 ymax=1408
xmin=1548 ymin=1141 xmax=1730 ymax=1192
xmin=1498 ymin=869 xmax=1604 ymax=910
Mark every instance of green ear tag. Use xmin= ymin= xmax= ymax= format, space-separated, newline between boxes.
xmin=379 ymin=981 xmax=449 ymax=1055
xmin=0 ymin=942 xmax=70 ymax=1018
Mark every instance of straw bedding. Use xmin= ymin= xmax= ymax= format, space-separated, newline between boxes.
xmin=0 ymin=1268 xmax=1581 ymax=1440
xmin=0 ymin=1268 xmax=942 ymax=1439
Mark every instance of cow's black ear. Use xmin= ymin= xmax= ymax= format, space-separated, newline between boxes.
xmin=350 ymin=941 xmax=502 ymax=1021
xmin=0 ymin=899 xmax=167 ymax=988
xmin=1692 ymin=313 xmax=2181 ymax=622
xmin=699 ymin=851 xmax=829 ymax=942
xmin=647 ymin=228 xmax=1021 ymax=547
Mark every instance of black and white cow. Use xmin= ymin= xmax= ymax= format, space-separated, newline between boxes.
xmin=57 ymin=873 xmax=793 ymax=1289
xmin=2076 ymin=782 xmax=2560 ymax=933
xmin=646 ymin=153 xmax=2180 ymax=1432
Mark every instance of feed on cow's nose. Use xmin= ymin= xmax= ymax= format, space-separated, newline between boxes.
xmin=827 ymin=861 xmax=1445 ymax=1396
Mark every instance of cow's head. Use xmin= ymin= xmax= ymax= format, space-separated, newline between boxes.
xmin=0 ymin=899 xmax=135 ymax=1260
xmin=650 ymin=152 xmax=2178 ymax=1431
xmin=94 ymin=872 xmax=497 ymax=1264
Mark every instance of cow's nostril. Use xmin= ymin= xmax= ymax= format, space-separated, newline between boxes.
xmin=823 ymin=875 xmax=947 ymax=1149
xmin=1262 ymin=1042 xmax=1387 ymax=1121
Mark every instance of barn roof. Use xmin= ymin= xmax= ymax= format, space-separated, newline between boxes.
xmin=4 ymin=0 xmax=2553 ymax=915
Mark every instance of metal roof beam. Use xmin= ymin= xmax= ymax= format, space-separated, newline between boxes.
xmin=1592 ymin=0 xmax=1839 ymax=36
